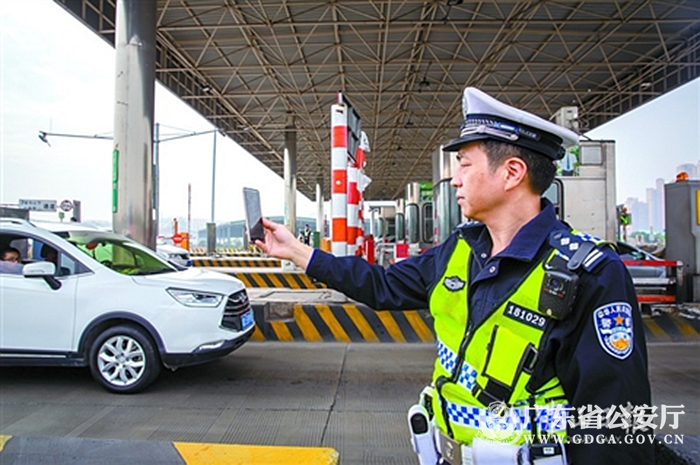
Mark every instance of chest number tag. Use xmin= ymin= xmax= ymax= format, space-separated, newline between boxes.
xmin=504 ymin=302 xmax=548 ymax=330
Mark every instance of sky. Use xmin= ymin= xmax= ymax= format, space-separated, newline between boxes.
xmin=1 ymin=0 xmax=699 ymax=226
xmin=0 ymin=0 xmax=318 ymax=226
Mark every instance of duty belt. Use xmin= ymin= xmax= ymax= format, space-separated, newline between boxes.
xmin=434 ymin=429 xmax=565 ymax=465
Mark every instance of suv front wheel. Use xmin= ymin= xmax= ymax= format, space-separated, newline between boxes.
xmin=89 ymin=325 xmax=162 ymax=394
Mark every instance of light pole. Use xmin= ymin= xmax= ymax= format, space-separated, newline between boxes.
xmin=38 ymin=126 xmax=224 ymax=251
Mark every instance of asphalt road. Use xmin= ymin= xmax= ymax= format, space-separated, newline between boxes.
xmin=0 ymin=341 xmax=698 ymax=464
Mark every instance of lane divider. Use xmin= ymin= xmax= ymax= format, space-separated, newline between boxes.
xmin=193 ymin=258 xmax=281 ymax=268
xmin=249 ymin=304 xmax=700 ymax=344
xmin=251 ymin=303 xmax=434 ymax=343
xmin=229 ymin=271 xmax=326 ymax=289
xmin=0 ymin=435 xmax=338 ymax=465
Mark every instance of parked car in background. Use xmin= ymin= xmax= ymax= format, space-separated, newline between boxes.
xmin=156 ymin=243 xmax=193 ymax=268
xmin=0 ymin=218 xmax=254 ymax=393
xmin=616 ymin=241 xmax=665 ymax=279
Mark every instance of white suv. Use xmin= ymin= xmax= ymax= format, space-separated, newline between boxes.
xmin=0 ymin=218 xmax=255 ymax=393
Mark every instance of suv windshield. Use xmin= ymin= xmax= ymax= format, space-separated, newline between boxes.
xmin=58 ymin=230 xmax=176 ymax=276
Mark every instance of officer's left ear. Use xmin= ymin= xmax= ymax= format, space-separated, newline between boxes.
xmin=502 ymin=156 xmax=528 ymax=191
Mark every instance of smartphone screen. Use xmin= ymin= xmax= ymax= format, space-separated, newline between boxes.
xmin=243 ymin=187 xmax=264 ymax=243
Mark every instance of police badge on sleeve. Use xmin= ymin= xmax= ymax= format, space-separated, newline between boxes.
xmin=593 ymin=302 xmax=634 ymax=360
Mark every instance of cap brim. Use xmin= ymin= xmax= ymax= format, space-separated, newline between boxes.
xmin=442 ymin=133 xmax=492 ymax=152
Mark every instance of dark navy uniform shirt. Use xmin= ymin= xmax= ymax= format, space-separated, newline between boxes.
xmin=306 ymin=200 xmax=653 ymax=464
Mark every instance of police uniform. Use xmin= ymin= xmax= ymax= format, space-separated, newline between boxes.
xmin=305 ymin=88 xmax=653 ymax=464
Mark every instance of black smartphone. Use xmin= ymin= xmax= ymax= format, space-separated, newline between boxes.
xmin=243 ymin=187 xmax=264 ymax=243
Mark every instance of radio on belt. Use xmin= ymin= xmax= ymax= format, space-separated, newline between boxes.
xmin=408 ymin=404 xmax=438 ymax=465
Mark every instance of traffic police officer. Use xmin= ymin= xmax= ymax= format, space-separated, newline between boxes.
xmin=256 ymin=87 xmax=653 ymax=464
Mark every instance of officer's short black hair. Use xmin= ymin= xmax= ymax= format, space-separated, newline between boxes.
xmin=480 ymin=140 xmax=556 ymax=196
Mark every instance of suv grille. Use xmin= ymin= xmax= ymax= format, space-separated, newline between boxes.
xmin=221 ymin=289 xmax=251 ymax=330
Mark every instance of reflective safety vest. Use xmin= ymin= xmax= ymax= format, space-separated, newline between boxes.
xmin=428 ymin=238 xmax=571 ymax=446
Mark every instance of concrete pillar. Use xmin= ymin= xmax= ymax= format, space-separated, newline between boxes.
xmin=316 ymin=183 xmax=324 ymax=236
xmin=206 ymin=131 xmax=217 ymax=255
xmin=112 ymin=0 xmax=157 ymax=248
xmin=284 ymin=117 xmax=297 ymax=236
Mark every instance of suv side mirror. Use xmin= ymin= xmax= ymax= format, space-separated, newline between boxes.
xmin=23 ymin=262 xmax=61 ymax=290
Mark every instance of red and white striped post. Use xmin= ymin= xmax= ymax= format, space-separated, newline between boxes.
xmin=331 ymin=94 xmax=348 ymax=256
xmin=350 ymin=131 xmax=369 ymax=256
xmin=347 ymin=156 xmax=359 ymax=256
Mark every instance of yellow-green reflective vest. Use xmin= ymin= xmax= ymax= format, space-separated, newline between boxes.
xmin=428 ymin=238 xmax=569 ymax=445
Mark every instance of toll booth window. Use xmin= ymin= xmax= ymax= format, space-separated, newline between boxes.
xmin=395 ymin=213 xmax=406 ymax=242
xmin=406 ymin=204 xmax=419 ymax=244
xmin=386 ymin=217 xmax=396 ymax=240
xmin=374 ymin=218 xmax=385 ymax=239
xmin=543 ymin=179 xmax=563 ymax=219
xmin=422 ymin=203 xmax=434 ymax=245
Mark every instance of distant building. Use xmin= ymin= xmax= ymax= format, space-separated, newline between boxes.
xmin=196 ymin=217 xmax=317 ymax=247
xmin=646 ymin=178 xmax=665 ymax=234
xmin=624 ymin=197 xmax=649 ymax=233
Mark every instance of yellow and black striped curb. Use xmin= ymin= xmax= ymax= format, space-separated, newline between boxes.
xmin=192 ymin=258 xmax=281 ymax=268
xmin=249 ymin=303 xmax=434 ymax=343
xmin=191 ymin=249 xmax=262 ymax=257
xmin=247 ymin=304 xmax=700 ymax=343
xmin=642 ymin=313 xmax=700 ymax=343
xmin=228 ymin=271 xmax=327 ymax=289
xmin=0 ymin=435 xmax=338 ymax=465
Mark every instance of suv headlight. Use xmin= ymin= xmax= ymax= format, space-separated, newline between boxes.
xmin=167 ymin=288 xmax=224 ymax=307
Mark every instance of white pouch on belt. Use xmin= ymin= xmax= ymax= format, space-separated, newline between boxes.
xmin=471 ymin=437 xmax=521 ymax=465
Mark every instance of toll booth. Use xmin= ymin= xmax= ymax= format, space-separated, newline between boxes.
xmin=369 ymin=205 xmax=397 ymax=267
xmin=394 ymin=198 xmax=406 ymax=241
xmin=432 ymin=146 xmax=463 ymax=245
xmin=543 ymin=140 xmax=617 ymax=241
xmin=665 ymin=179 xmax=700 ymax=302
xmin=405 ymin=182 xmax=434 ymax=253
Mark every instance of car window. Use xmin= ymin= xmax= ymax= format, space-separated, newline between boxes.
xmin=616 ymin=243 xmax=650 ymax=261
xmin=66 ymin=231 xmax=176 ymax=276
xmin=1 ymin=233 xmax=84 ymax=276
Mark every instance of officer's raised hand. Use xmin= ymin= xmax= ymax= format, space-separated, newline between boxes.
xmin=255 ymin=217 xmax=313 ymax=269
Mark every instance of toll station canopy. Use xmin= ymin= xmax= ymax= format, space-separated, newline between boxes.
xmin=56 ymin=0 xmax=700 ymax=201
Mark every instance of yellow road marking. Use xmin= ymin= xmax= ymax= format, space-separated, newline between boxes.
xmin=269 ymin=321 xmax=293 ymax=341
xmin=174 ymin=442 xmax=339 ymax=465
xmin=643 ymin=318 xmax=671 ymax=341
xmin=343 ymin=304 xmax=379 ymax=342
xmin=316 ymin=305 xmax=350 ymax=342
xmin=376 ymin=311 xmax=406 ymax=343
xmin=0 ymin=435 xmax=10 ymax=452
xmin=404 ymin=311 xmax=435 ymax=343
xmin=669 ymin=316 xmax=700 ymax=339
xmin=295 ymin=305 xmax=323 ymax=341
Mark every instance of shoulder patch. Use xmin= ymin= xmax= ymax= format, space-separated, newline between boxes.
xmin=548 ymin=230 xmax=610 ymax=272
xmin=593 ymin=302 xmax=634 ymax=360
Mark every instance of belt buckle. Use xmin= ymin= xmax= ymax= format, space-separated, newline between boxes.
xmin=438 ymin=433 xmax=462 ymax=465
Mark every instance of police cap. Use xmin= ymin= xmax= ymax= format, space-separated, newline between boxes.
xmin=443 ymin=87 xmax=580 ymax=160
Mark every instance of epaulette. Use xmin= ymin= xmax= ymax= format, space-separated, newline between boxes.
xmin=548 ymin=229 xmax=613 ymax=273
